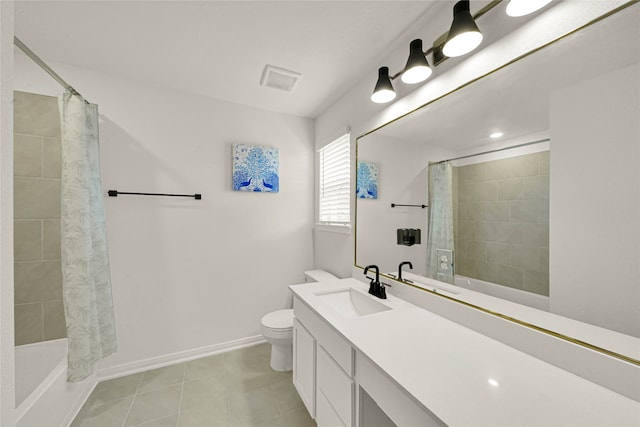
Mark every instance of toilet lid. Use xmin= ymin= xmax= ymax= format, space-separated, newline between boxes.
xmin=261 ymin=309 xmax=293 ymax=330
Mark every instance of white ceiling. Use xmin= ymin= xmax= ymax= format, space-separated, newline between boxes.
xmin=14 ymin=0 xmax=440 ymax=118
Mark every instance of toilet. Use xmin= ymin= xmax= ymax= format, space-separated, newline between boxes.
xmin=261 ymin=270 xmax=339 ymax=371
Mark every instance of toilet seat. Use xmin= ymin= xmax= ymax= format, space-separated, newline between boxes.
xmin=261 ymin=309 xmax=293 ymax=331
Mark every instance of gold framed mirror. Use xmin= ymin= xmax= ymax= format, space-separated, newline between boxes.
xmin=355 ymin=1 xmax=639 ymax=365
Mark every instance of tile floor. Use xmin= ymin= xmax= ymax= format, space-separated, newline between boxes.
xmin=71 ymin=343 xmax=316 ymax=427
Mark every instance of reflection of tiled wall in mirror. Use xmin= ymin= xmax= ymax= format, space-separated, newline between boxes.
xmin=454 ymin=151 xmax=550 ymax=296
xmin=13 ymin=91 xmax=66 ymax=345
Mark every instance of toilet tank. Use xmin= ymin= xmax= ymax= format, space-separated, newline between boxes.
xmin=304 ymin=270 xmax=339 ymax=283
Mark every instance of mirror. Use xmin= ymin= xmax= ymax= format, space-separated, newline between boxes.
xmin=356 ymin=4 xmax=639 ymax=361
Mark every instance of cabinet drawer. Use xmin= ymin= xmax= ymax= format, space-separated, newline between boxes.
xmin=294 ymin=297 xmax=353 ymax=375
xmin=317 ymin=346 xmax=353 ymax=427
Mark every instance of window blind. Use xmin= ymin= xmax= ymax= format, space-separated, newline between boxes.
xmin=319 ymin=134 xmax=350 ymax=225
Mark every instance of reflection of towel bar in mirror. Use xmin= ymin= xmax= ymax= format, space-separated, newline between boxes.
xmin=390 ymin=203 xmax=427 ymax=208
xmin=108 ymin=190 xmax=202 ymax=200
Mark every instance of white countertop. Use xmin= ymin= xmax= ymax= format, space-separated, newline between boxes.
xmin=290 ymin=278 xmax=640 ymax=427
xmin=389 ymin=271 xmax=640 ymax=361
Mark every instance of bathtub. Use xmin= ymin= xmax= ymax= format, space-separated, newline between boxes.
xmin=15 ymin=339 xmax=97 ymax=427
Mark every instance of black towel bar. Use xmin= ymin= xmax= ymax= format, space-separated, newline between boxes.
xmin=108 ymin=190 xmax=202 ymax=200
xmin=390 ymin=203 xmax=427 ymax=208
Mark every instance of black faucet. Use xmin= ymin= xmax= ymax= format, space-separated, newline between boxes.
xmin=364 ymin=265 xmax=387 ymax=299
xmin=398 ymin=261 xmax=413 ymax=282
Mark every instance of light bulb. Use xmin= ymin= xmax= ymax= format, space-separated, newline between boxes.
xmin=402 ymin=66 xmax=432 ymax=84
xmin=371 ymin=89 xmax=396 ymax=104
xmin=506 ymin=0 xmax=552 ymax=17
xmin=443 ymin=31 xmax=483 ymax=57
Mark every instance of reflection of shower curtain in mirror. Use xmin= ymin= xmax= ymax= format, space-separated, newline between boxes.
xmin=426 ymin=162 xmax=455 ymax=284
xmin=59 ymin=93 xmax=117 ymax=381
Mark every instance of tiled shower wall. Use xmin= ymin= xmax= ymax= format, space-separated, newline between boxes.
xmin=13 ymin=91 xmax=66 ymax=345
xmin=454 ymin=151 xmax=550 ymax=296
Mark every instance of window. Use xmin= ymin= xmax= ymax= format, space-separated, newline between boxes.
xmin=318 ymin=133 xmax=350 ymax=228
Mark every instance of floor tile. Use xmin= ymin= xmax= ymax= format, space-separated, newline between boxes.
xmin=91 ymin=373 xmax=144 ymax=405
xmin=270 ymin=376 xmax=304 ymax=413
xmin=185 ymin=353 xmax=224 ymax=381
xmin=73 ymin=343 xmax=306 ymax=427
xmin=72 ymin=396 xmax=133 ymax=427
xmin=228 ymin=384 xmax=281 ymax=426
xmin=178 ymin=405 xmax=230 ymax=427
xmin=125 ymin=385 xmax=182 ymax=426
xmin=225 ymin=368 xmax=272 ymax=395
xmin=139 ymin=364 xmax=186 ymax=393
xmin=224 ymin=344 xmax=272 ymax=375
xmin=131 ymin=414 xmax=179 ymax=427
xmin=181 ymin=376 xmax=227 ymax=411
xmin=282 ymin=406 xmax=316 ymax=427
xmin=230 ymin=416 xmax=284 ymax=427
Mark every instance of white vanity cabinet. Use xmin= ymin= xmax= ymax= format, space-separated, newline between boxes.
xmin=293 ymin=318 xmax=315 ymax=417
xmin=293 ymin=296 xmax=355 ymax=427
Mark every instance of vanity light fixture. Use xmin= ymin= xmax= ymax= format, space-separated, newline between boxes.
xmin=490 ymin=131 xmax=504 ymax=138
xmin=369 ymin=0 xmax=555 ymax=104
xmin=401 ymin=39 xmax=433 ymax=84
xmin=506 ymin=0 xmax=553 ymax=17
xmin=371 ymin=66 xmax=397 ymax=103
xmin=442 ymin=0 xmax=484 ymax=58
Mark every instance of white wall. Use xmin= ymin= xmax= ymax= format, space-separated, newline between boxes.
xmin=0 ymin=2 xmax=16 ymax=425
xmin=550 ymin=63 xmax=640 ymax=337
xmin=14 ymin=54 xmax=315 ymax=372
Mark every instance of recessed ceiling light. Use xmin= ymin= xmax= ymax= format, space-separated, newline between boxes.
xmin=488 ymin=378 xmax=499 ymax=387
xmin=490 ymin=132 xmax=504 ymax=139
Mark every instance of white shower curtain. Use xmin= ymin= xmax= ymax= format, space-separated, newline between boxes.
xmin=59 ymin=93 xmax=117 ymax=381
xmin=426 ymin=162 xmax=455 ymax=284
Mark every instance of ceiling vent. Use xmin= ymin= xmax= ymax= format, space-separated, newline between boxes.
xmin=260 ymin=65 xmax=301 ymax=92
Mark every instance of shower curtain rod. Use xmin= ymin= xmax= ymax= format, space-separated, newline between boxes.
xmin=431 ymin=138 xmax=550 ymax=165
xmin=14 ymin=36 xmax=86 ymax=101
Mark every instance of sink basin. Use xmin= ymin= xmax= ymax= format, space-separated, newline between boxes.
xmin=314 ymin=288 xmax=391 ymax=318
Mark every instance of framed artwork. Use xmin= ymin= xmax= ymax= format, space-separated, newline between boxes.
xmin=357 ymin=161 xmax=378 ymax=199
xmin=232 ymin=144 xmax=279 ymax=192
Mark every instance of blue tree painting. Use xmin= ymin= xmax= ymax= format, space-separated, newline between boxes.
xmin=356 ymin=161 xmax=378 ymax=199
xmin=233 ymin=144 xmax=280 ymax=192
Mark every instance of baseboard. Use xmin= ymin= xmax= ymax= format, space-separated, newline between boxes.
xmin=61 ymin=375 xmax=98 ymax=427
xmin=98 ymin=335 xmax=266 ymax=381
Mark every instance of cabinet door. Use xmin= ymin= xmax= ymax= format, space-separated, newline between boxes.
xmin=316 ymin=388 xmax=347 ymax=427
xmin=293 ymin=318 xmax=315 ymax=418
xmin=317 ymin=345 xmax=353 ymax=427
